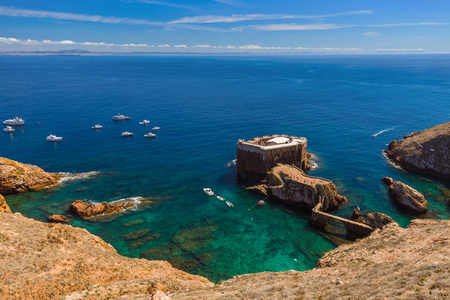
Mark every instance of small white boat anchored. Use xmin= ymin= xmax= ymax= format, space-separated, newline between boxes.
xmin=217 ymin=196 xmax=225 ymax=201
xmin=203 ymin=188 xmax=214 ymax=196
xmin=113 ymin=113 xmax=131 ymax=121
xmin=3 ymin=126 xmax=15 ymax=133
xmin=152 ymin=126 xmax=160 ymax=131
xmin=92 ymin=124 xmax=103 ymax=129
xmin=121 ymin=131 xmax=134 ymax=137
xmin=46 ymin=134 xmax=63 ymax=142
xmin=144 ymin=133 xmax=156 ymax=138
xmin=226 ymin=201 xmax=234 ymax=208
xmin=3 ymin=117 xmax=25 ymax=125
xmin=139 ymin=120 xmax=150 ymax=125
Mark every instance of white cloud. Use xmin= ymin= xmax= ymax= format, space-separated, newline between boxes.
xmin=193 ymin=44 xmax=212 ymax=48
xmin=368 ymin=22 xmax=448 ymax=27
xmin=174 ymin=44 xmax=188 ymax=48
xmin=363 ymin=31 xmax=379 ymax=36
xmin=0 ymin=6 xmax=162 ymax=26
xmin=137 ymin=0 xmax=197 ymax=10
xmin=213 ymin=0 xmax=253 ymax=9
xmin=157 ymin=44 xmax=170 ymax=47
xmin=236 ymin=23 xmax=352 ymax=31
xmin=0 ymin=37 xmax=148 ymax=47
xmin=170 ymin=10 xmax=373 ymax=24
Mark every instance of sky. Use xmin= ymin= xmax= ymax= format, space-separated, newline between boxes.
xmin=1 ymin=0 xmax=450 ymax=54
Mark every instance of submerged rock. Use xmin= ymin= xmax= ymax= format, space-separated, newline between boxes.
xmin=389 ymin=181 xmax=428 ymax=215
xmin=129 ymin=233 xmax=161 ymax=250
xmin=385 ymin=121 xmax=450 ymax=178
xmin=122 ymin=229 xmax=152 ymax=241
xmin=48 ymin=215 xmax=70 ymax=223
xmin=122 ymin=218 xmax=146 ymax=228
xmin=0 ymin=157 xmax=61 ymax=195
xmin=0 ymin=194 xmax=11 ymax=213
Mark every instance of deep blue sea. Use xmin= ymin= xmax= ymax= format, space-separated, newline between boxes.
xmin=1 ymin=55 xmax=449 ymax=282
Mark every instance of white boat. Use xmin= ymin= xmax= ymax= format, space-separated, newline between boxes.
xmin=46 ymin=134 xmax=63 ymax=142
xmin=226 ymin=201 xmax=234 ymax=208
xmin=152 ymin=126 xmax=160 ymax=131
xmin=139 ymin=120 xmax=150 ymax=125
xmin=217 ymin=196 xmax=225 ymax=201
xmin=121 ymin=131 xmax=134 ymax=137
xmin=113 ymin=113 xmax=131 ymax=121
xmin=3 ymin=117 xmax=25 ymax=125
xmin=144 ymin=133 xmax=156 ymax=138
xmin=203 ymin=188 xmax=214 ymax=196
xmin=3 ymin=126 xmax=15 ymax=133
xmin=92 ymin=124 xmax=102 ymax=129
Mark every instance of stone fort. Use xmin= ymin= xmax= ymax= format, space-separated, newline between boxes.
xmin=236 ymin=134 xmax=307 ymax=181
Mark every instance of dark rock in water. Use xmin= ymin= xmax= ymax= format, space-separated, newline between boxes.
xmin=382 ymin=177 xmax=394 ymax=186
xmin=196 ymin=252 xmax=216 ymax=266
xmin=122 ymin=218 xmax=146 ymax=228
xmin=352 ymin=208 xmax=361 ymax=220
xmin=362 ymin=212 xmax=398 ymax=229
xmin=48 ymin=215 xmax=70 ymax=223
xmin=170 ymin=256 xmax=202 ymax=272
xmin=388 ymin=181 xmax=428 ymax=215
xmin=385 ymin=121 xmax=450 ymax=178
xmin=171 ymin=225 xmax=217 ymax=244
xmin=140 ymin=246 xmax=171 ymax=260
xmin=122 ymin=229 xmax=152 ymax=241
xmin=128 ymin=233 xmax=161 ymax=250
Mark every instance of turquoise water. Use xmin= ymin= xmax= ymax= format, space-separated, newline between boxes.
xmin=1 ymin=55 xmax=449 ymax=282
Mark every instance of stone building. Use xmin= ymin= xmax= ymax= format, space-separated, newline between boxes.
xmin=236 ymin=134 xmax=307 ymax=181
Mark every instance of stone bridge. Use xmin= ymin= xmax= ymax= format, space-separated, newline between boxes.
xmin=310 ymin=203 xmax=374 ymax=240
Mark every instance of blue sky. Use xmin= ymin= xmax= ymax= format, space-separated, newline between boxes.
xmin=1 ymin=0 xmax=450 ymax=53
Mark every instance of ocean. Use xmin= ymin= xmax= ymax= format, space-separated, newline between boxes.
xmin=1 ymin=54 xmax=449 ymax=282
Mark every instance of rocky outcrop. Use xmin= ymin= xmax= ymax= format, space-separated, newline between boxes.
xmin=0 ymin=194 xmax=11 ymax=213
xmin=0 ymin=212 xmax=212 ymax=300
xmin=389 ymin=181 xmax=428 ymax=214
xmin=381 ymin=176 xmax=394 ymax=186
xmin=262 ymin=164 xmax=345 ymax=211
xmin=69 ymin=197 xmax=152 ymax=219
xmin=361 ymin=212 xmax=398 ymax=229
xmin=47 ymin=215 xmax=69 ymax=223
xmin=385 ymin=121 xmax=450 ymax=178
xmin=0 ymin=157 xmax=62 ymax=195
xmin=174 ymin=219 xmax=450 ymax=300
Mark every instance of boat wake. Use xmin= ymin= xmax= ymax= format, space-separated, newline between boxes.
xmin=371 ymin=127 xmax=394 ymax=137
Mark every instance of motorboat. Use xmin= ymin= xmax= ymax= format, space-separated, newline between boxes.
xmin=3 ymin=126 xmax=15 ymax=133
xmin=203 ymin=188 xmax=214 ymax=196
xmin=226 ymin=201 xmax=234 ymax=208
xmin=113 ymin=113 xmax=131 ymax=121
xmin=139 ymin=120 xmax=150 ymax=125
xmin=121 ymin=131 xmax=134 ymax=137
xmin=144 ymin=133 xmax=156 ymax=138
xmin=92 ymin=124 xmax=103 ymax=129
xmin=217 ymin=196 xmax=225 ymax=201
xmin=46 ymin=134 xmax=63 ymax=142
xmin=258 ymin=200 xmax=266 ymax=205
xmin=152 ymin=126 xmax=160 ymax=131
xmin=3 ymin=117 xmax=25 ymax=125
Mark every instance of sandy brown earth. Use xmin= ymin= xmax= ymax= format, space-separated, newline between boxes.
xmin=385 ymin=121 xmax=450 ymax=178
xmin=0 ymin=212 xmax=213 ymax=300
xmin=173 ymin=219 xmax=450 ymax=300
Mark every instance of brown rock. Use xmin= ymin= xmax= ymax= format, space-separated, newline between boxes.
xmin=389 ymin=181 xmax=428 ymax=214
xmin=351 ymin=208 xmax=360 ymax=220
xmin=151 ymin=290 xmax=171 ymax=300
xmin=362 ymin=212 xmax=398 ymax=229
xmin=69 ymin=198 xmax=151 ymax=219
xmin=385 ymin=122 xmax=450 ymax=178
xmin=381 ymin=177 xmax=394 ymax=186
xmin=0 ymin=157 xmax=61 ymax=195
xmin=0 ymin=194 xmax=11 ymax=213
xmin=48 ymin=215 xmax=70 ymax=223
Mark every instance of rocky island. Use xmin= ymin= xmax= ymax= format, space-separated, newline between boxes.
xmin=385 ymin=121 xmax=450 ymax=178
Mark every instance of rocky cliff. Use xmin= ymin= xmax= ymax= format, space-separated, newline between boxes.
xmin=0 ymin=212 xmax=213 ymax=300
xmin=261 ymin=164 xmax=345 ymax=211
xmin=385 ymin=121 xmax=450 ymax=178
xmin=0 ymin=194 xmax=11 ymax=213
xmin=0 ymin=157 xmax=61 ymax=195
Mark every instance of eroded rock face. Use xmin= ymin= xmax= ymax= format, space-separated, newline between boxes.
xmin=389 ymin=181 xmax=428 ymax=215
xmin=0 ymin=157 xmax=61 ymax=195
xmin=266 ymin=165 xmax=346 ymax=211
xmin=362 ymin=212 xmax=398 ymax=229
xmin=69 ymin=198 xmax=152 ymax=219
xmin=385 ymin=122 xmax=450 ymax=178
xmin=47 ymin=215 xmax=70 ymax=223
xmin=0 ymin=194 xmax=11 ymax=213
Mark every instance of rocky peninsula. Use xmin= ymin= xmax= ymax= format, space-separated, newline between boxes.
xmin=385 ymin=121 xmax=450 ymax=178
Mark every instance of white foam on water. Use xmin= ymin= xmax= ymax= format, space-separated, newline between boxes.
xmin=372 ymin=127 xmax=394 ymax=137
